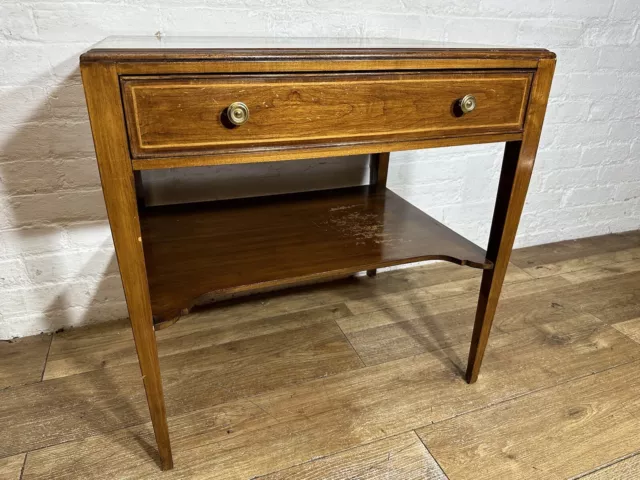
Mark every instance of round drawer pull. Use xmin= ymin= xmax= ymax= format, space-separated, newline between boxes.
xmin=227 ymin=102 xmax=250 ymax=126
xmin=459 ymin=94 xmax=477 ymax=114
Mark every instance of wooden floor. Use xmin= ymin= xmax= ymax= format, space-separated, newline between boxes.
xmin=2 ymin=230 xmax=640 ymax=479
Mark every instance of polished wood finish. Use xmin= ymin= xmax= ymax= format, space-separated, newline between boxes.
xmin=80 ymin=37 xmax=555 ymax=470
xmin=80 ymin=62 xmax=173 ymax=470
xmin=131 ymin=132 xmax=524 ymax=171
xmin=141 ymin=186 xmax=492 ymax=323
xmin=122 ymin=72 xmax=531 ymax=159
xmin=80 ymin=36 xmax=554 ymax=72
xmin=466 ymin=58 xmax=556 ymax=383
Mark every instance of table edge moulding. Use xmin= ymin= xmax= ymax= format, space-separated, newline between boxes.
xmin=80 ymin=36 xmax=556 ymax=471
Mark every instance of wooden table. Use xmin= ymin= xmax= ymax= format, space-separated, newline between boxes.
xmin=80 ymin=37 xmax=555 ymax=470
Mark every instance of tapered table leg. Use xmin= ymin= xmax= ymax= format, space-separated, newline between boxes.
xmin=466 ymin=58 xmax=556 ymax=384
xmin=81 ymin=62 xmax=173 ymax=469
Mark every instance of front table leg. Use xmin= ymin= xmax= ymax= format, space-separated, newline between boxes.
xmin=81 ymin=62 xmax=173 ymax=469
xmin=466 ymin=58 xmax=556 ymax=383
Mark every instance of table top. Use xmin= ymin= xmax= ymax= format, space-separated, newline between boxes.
xmin=82 ymin=36 xmax=555 ymax=62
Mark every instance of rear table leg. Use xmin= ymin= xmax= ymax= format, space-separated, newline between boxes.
xmin=367 ymin=152 xmax=391 ymax=278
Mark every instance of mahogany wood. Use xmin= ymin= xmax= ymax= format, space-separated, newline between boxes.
xmin=140 ymin=186 xmax=492 ymax=323
xmin=466 ymin=58 xmax=556 ymax=383
xmin=122 ymin=72 xmax=531 ymax=159
xmin=130 ymin=132 xmax=524 ymax=171
xmin=80 ymin=62 xmax=173 ymax=469
xmin=80 ymin=37 xmax=555 ymax=470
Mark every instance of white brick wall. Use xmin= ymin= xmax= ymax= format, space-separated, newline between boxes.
xmin=1 ymin=0 xmax=639 ymax=338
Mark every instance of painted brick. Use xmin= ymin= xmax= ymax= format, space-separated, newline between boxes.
xmin=517 ymin=19 xmax=583 ymax=47
xmin=553 ymin=0 xmax=614 ymax=18
xmin=583 ymin=21 xmax=637 ymax=46
xmin=614 ymin=182 xmax=640 ymax=202
xmin=33 ymin=3 xmax=162 ymax=42
xmin=543 ymin=166 xmax=600 ymax=190
xmin=0 ymin=259 xmax=29 ymax=289
xmin=570 ymin=72 xmax=620 ymax=96
xmin=0 ymin=289 xmax=27 ymax=321
xmin=598 ymin=162 xmax=640 ymax=184
xmin=1 ymin=0 xmax=640 ymax=338
xmin=2 ymin=190 xmax=107 ymax=229
xmin=406 ymin=0 xmax=480 ymax=17
xmin=609 ymin=0 xmax=640 ymax=20
xmin=23 ymin=248 xmax=118 ymax=284
xmin=0 ymin=86 xmax=50 ymax=125
xmin=479 ymin=0 xmax=552 ymax=17
xmin=0 ymin=121 xmax=94 ymax=162
xmin=581 ymin=144 xmax=631 ymax=167
xmin=0 ymin=226 xmax=66 ymax=258
xmin=446 ymin=17 xmax=519 ymax=45
xmin=64 ymin=222 xmax=114 ymax=250
xmin=563 ymin=186 xmax=616 ymax=207
xmin=0 ymin=45 xmax=51 ymax=86
xmin=0 ymin=4 xmax=38 ymax=41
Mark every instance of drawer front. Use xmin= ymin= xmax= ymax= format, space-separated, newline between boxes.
xmin=122 ymin=72 xmax=532 ymax=158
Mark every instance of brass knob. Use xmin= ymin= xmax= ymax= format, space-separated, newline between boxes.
xmin=459 ymin=94 xmax=476 ymax=114
xmin=227 ymin=102 xmax=249 ymax=125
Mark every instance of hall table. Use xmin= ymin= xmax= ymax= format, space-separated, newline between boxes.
xmin=80 ymin=36 xmax=555 ymax=470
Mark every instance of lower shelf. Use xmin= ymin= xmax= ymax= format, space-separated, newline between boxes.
xmin=140 ymin=186 xmax=492 ymax=323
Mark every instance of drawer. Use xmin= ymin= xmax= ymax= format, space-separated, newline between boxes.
xmin=122 ymin=72 xmax=532 ymax=159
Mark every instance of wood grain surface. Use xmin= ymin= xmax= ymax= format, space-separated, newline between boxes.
xmin=0 ymin=334 xmax=51 ymax=389
xmin=81 ymin=59 xmax=174 ymax=470
xmin=0 ymin=454 xmax=25 ymax=480
xmin=140 ymin=186 xmax=492 ymax=323
xmin=123 ymin=72 xmax=531 ymax=159
xmin=465 ymin=57 xmax=556 ymax=383
xmin=3 ymin=232 xmax=640 ymax=479
xmin=256 ymin=432 xmax=446 ymax=480
xmin=81 ymin=41 xmax=555 ymax=470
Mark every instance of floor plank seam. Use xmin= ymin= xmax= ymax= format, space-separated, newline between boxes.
xmin=333 ymin=313 xmax=367 ymax=368
xmin=18 ymin=357 xmax=639 ymax=473
xmin=413 ymin=429 xmax=450 ymax=479
xmin=18 ymin=452 xmax=27 ymax=480
xmin=39 ymin=334 xmax=53 ymax=382
xmin=569 ymin=449 xmax=640 ymax=479
xmin=413 ymin=357 xmax=640 ymax=433
xmin=611 ymin=323 xmax=640 ymax=346
xmin=252 ymin=430 xmax=428 ymax=479
xmin=513 ymin=266 xmax=537 ymax=280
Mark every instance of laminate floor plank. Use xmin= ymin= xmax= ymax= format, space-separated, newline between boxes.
xmin=346 ymin=263 xmax=529 ymax=315
xmin=256 ymin=432 xmax=447 ymax=480
xmin=0 ymin=454 xmax=25 ymax=480
xmin=21 ymin=313 xmax=640 ymax=479
xmin=559 ymin=257 xmax=640 ymax=284
xmin=510 ymin=230 xmax=640 ymax=269
xmin=0 ymin=334 xmax=51 ymax=389
xmin=519 ymin=246 xmax=640 ymax=279
xmin=5 ymin=230 xmax=640 ymax=479
xmin=339 ymin=276 xmax=575 ymax=365
xmin=612 ymin=317 xmax=640 ymax=344
xmin=575 ymin=453 xmax=640 ymax=479
xmin=558 ymin=271 xmax=640 ymax=325
xmin=1 ymin=318 xmax=362 ymax=458
xmin=417 ymin=360 xmax=640 ymax=480
xmin=44 ymin=304 xmax=351 ymax=380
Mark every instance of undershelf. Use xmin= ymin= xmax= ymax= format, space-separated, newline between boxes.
xmin=140 ymin=186 xmax=492 ymax=323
